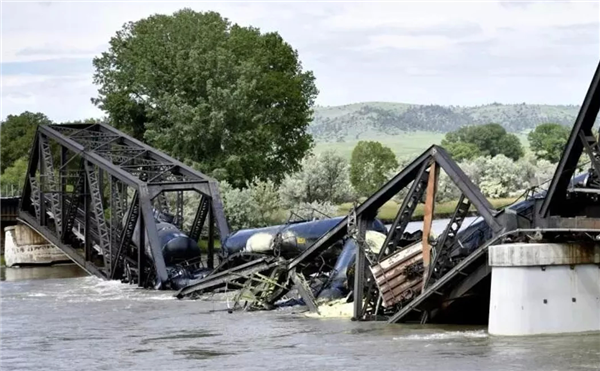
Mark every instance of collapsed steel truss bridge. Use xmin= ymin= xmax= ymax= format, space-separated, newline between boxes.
xmin=13 ymin=59 xmax=600 ymax=326
xmin=19 ymin=122 xmax=229 ymax=289
xmin=283 ymin=60 xmax=600 ymax=323
xmin=175 ymin=59 xmax=600 ymax=324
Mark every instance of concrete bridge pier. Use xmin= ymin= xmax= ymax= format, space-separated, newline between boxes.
xmin=488 ymin=243 xmax=600 ymax=336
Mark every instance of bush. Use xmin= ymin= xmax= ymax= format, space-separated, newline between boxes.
xmin=279 ymin=150 xmax=353 ymax=207
xmin=460 ymin=155 xmax=536 ymax=198
xmin=220 ymin=178 xmax=283 ymax=230
xmin=436 ymin=171 xmax=461 ymax=203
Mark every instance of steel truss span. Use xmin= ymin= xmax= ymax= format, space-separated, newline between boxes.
xmin=19 ymin=122 xmax=229 ymax=289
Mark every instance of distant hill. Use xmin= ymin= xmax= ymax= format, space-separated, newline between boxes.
xmin=309 ymin=102 xmax=580 ymax=142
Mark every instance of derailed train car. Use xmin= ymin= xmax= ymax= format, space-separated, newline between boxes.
xmin=163 ymin=171 xmax=591 ymax=302
xmin=130 ymin=211 xmax=389 ymax=290
xmin=221 ymin=216 xmax=388 ymax=259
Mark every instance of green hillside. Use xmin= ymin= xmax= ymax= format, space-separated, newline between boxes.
xmin=310 ymin=102 xmax=579 ymax=142
xmin=309 ymin=102 xmax=577 ymax=159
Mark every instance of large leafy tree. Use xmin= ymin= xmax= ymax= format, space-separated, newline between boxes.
xmin=350 ymin=141 xmax=399 ymax=197
xmin=527 ymin=123 xmax=570 ymax=163
xmin=92 ymin=9 xmax=318 ymax=187
xmin=441 ymin=123 xmax=524 ymax=161
xmin=1 ymin=111 xmax=52 ymax=173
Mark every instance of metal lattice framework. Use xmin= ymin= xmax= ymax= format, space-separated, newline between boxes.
xmin=284 ymin=145 xmax=509 ymax=323
xmin=170 ymin=59 xmax=600 ymax=325
xmin=541 ymin=61 xmax=600 ymax=218
xmin=19 ymin=122 xmax=229 ymax=289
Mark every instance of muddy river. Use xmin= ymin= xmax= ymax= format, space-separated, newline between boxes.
xmin=1 ymin=263 xmax=599 ymax=371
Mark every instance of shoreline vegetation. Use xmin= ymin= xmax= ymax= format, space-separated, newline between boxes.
xmin=337 ymin=196 xmax=518 ymax=224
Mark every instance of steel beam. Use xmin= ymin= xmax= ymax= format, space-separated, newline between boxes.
xmin=378 ymin=161 xmax=429 ymax=261
xmin=288 ymin=147 xmax=435 ymax=271
xmin=352 ymin=216 xmax=367 ymax=320
xmin=541 ymin=61 xmax=600 ymax=217
xmin=18 ymin=213 xmax=108 ymax=279
xmin=39 ymin=126 xmax=142 ymax=188
xmin=433 ymin=147 xmax=501 ymax=232
xmin=138 ymin=186 xmax=169 ymax=287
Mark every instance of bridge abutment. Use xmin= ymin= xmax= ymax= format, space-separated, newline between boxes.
xmin=4 ymin=224 xmax=69 ymax=267
xmin=488 ymin=243 xmax=600 ymax=336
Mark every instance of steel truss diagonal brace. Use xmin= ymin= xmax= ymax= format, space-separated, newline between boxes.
xmin=84 ymin=161 xmax=111 ymax=266
xmin=579 ymin=131 xmax=600 ymax=183
xmin=432 ymin=147 xmax=502 ymax=233
xmin=378 ymin=160 xmax=430 ymax=261
xmin=423 ymin=194 xmax=471 ymax=289
xmin=61 ymin=161 xmax=85 ymax=242
xmin=138 ymin=187 xmax=169 ymax=288
xmin=541 ymin=60 xmax=600 ymax=216
xmin=111 ymin=191 xmax=140 ymax=279
xmin=39 ymin=134 xmax=62 ymax=235
xmin=189 ymin=196 xmax=209 ymax=242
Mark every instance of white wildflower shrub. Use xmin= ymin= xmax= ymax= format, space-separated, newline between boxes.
xmin=279 ymin=150 xmax=353 ymax=207
xmin=219 ymin=178 xmax=282 ymax=231
xmin=436 ymin=171 xmax=461 ymax=203
xmin=474 ymin=155 xmax=530 ymax=198
xmin=529 ymin=158 xmax=557 ymax=189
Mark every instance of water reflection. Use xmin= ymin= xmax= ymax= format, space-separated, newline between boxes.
xmin=0 ymin=264 xmax=87 ymax=282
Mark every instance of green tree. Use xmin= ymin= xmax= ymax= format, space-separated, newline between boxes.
xmin=92 ymin=9 xmax=318 ymax=187
xmin=1 ymin=112 xmax=51 ymax=173
xmin=443 ymin=142 xmax=481 ymax=162
xmin=0 ymin=157 xmax=29 ymax=195
xmin=527 ymin=123 xmax=570 ymax=163
xmin=441 ymin=123 xmax=523 ymax=161
xmin=350 ymin=141 xmax=399 ymax=197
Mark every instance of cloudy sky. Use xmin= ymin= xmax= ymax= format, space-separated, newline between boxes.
xmin=1 ymin=1 xmax=599 ymax=122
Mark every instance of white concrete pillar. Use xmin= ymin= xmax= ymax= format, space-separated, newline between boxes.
xmin=3 ymin=224 xmax=67 ymax=267
xmin=488 ymin=243 xmax=600 ymax=336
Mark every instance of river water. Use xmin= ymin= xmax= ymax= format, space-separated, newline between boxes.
xmin=1 ymin=263 xmax=599 ymax=371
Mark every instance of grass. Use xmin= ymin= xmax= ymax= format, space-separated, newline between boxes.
xmin=313 ymin=131 xmax=446 ymax=160
xmin=313 ymin=131 xmax=531 ymax=161
xmin=337 ymin=197 xmax=517 ymax=223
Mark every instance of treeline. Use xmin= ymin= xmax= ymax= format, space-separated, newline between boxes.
xmin=310 ymin=103 xmax=580 ymax=141
xmin=216 ymin=148 xmax=563 ymax=231
xmin=0 ymin=111 xmax=579 ymax=231
xmin=0 ymin=9 xmax=583 ymax=231
xmin=216 ymin=124 xmax=568 ymax=228
xmin=217 ymin=122 xmax=578 ymax=230
xmin=0 ymin=112 xmax=103 ymax=196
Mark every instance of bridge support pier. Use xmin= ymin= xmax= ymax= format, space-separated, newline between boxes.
xmin=4 ymin=224 xmax=69 ymax=267
xmin=488 ymin=243 xmax=600 ymax=336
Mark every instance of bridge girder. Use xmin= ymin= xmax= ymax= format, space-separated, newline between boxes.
xmin=19 ymin=122 xmax=229 ymax=289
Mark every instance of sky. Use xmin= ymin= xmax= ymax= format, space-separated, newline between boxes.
xmin=1 ymin=1 xmax=599 ymax=122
